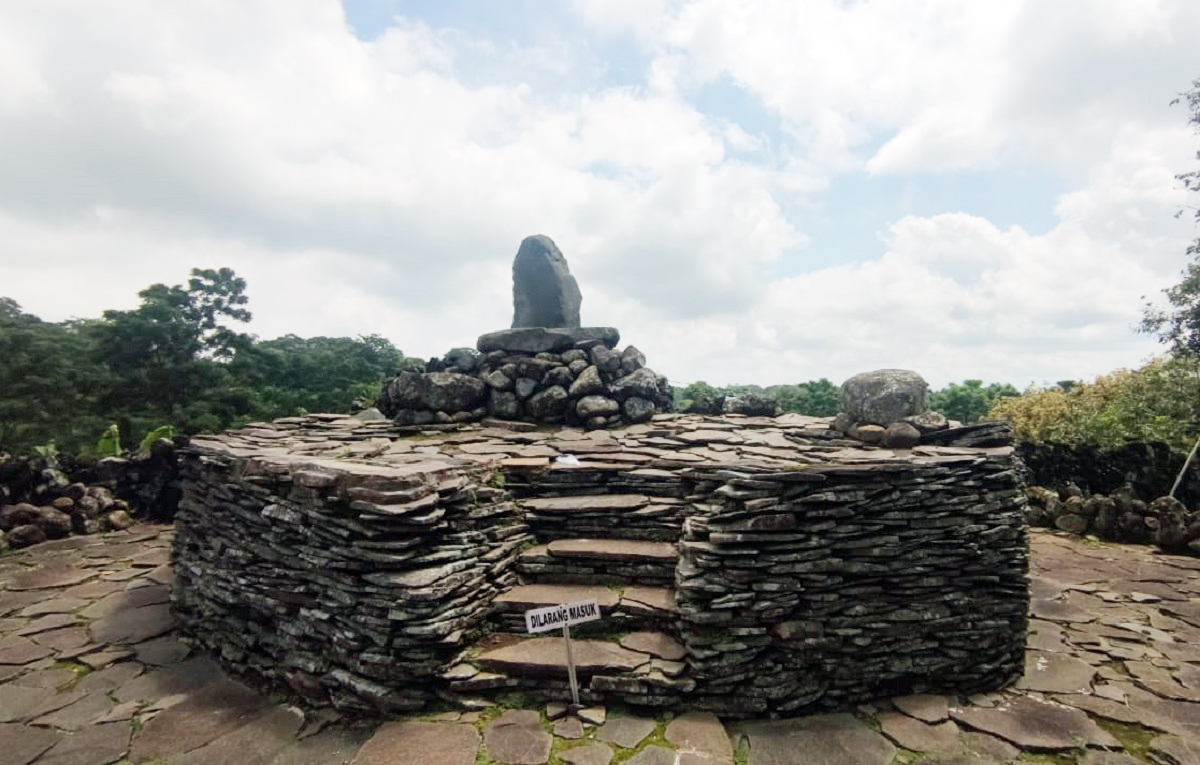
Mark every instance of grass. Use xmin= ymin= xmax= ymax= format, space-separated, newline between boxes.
xmin=1094 ymin=717 xmax=1159 ymax=761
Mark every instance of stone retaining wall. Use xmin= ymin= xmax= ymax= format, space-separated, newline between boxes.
xmin=676 ymin=455 xmax=1029 ymax=716
xmin=171 ymin=447 xmax=529 ymax=714
xmin=1017 ymin=440 xmax=1200 ymax=508
xmin=171 ymin=415 xmax=1028 ymax=715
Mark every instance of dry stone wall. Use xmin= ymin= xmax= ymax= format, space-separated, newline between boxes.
xmin=171 ymin=435 xmax=528 ymax=714
xmin=676 ymin=455 xmax=1029 ymax=716
xmin=170 ymin=412 xmax=1029 ymax=715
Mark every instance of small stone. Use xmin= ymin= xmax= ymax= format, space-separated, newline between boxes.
xmin=882 ymin=422 xmax=921 ymax=449
xmin=892 ymin=694 xmax=949 ymax=723
xmin=855 ymin=425 xmax=886 ymax=444
xmin=578 ymin=706 xmax=606 ymax=725
xmin=576 ymin=395 xmax=620 ymax=419
xmin=545 ymin=702 xmax=568 ymax=720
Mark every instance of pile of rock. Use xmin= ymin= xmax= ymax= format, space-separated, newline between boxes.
xmin=0 ymin=482 xmax=133 ymax=552
xmin=171 ymin=444 xmax=530 ymax=714
xmin=832 ymin=369 xmax=948 ymax=448
xmin=1024 ymin=483 xmax=1200 ymax=555
xmin=676 ymin=454 xmax=1029 ymax=716
xmin=377 ymin=329 xmax=672 ymax=429
xmin=376 ymin=235 xmax=674 ymax=429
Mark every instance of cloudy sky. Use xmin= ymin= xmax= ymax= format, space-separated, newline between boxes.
xmin=2 ymin=1 xmax=1198 ymax=388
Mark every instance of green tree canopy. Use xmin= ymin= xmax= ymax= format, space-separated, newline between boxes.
xmin=1140 ymin=77 xmax=1200 ymax=355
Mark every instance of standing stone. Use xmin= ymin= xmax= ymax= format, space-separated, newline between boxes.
xmin=841 ymin=369 xmax=930 ymax=426
xmin=512 ymin=235 xmax=582 ymax=328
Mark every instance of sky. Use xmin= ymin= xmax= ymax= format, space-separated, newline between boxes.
xmin=1 ymin=0 xmax=1198 ymax=389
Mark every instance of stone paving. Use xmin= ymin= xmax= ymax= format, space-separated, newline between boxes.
xmin=3 ymin=525 xmax=1200 ymax=763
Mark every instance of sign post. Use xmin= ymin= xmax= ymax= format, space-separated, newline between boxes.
xmin=524 ymin=599 xmax=601 ymax=706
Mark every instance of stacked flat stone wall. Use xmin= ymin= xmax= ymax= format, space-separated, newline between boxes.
xmin=170 ymin=414 xmax=1029 ymax=716
xmin=676 ymin=454 xmax=1028 ymax=716
xmin=171 ymin=444 xmax=528 ymax=714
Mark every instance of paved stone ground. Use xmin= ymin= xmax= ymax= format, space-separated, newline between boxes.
xmin=2 ymin=525 xmax=1200 ymax=764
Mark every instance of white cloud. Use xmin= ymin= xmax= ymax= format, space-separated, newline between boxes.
xmin=0 ymin=0 xmax=1196 ymax=394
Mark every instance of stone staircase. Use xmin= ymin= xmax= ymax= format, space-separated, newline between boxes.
xmin=444 ymin=488 xmax=693 ymax=707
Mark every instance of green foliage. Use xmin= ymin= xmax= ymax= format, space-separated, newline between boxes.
xmin=674 ymin=378 xmax=840 ymax=416
xmin=929 ymin=380 xmax=1020 ymax=424
xmin=989 ymin=356 xmax=1200 ymax=449
xmin=96 ymin=425 xmax=122 ymax=457
xmin=1141 ymin=77 xmax=1200 ymax=356
xmin=137 ymin=425 xmax=175 ymax=455
xmin=0 ymin=268 xmax=415 ymax=456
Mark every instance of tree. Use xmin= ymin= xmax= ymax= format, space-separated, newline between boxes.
xmin=930 ymin=380 xmax=1020 ymax=424
xmin=767 ymin=379 xmax=840 ymax=416
xmin=1140 ymin=77 xmax=1200 ymax=355
xmin=88 ymin=267 xmax=254 ymax=437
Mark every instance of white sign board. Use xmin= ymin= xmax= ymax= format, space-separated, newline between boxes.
xmin=524 ymin=599 xmax=602 ymax=634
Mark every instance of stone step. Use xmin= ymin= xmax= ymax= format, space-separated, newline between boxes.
xmin=447 ymin=632 xmax=693 ymax=706
xmin=490 ymin=583 xmax=677 ymax=633
xmin=516 ymin=539 xmax=678 ymax=586
xmin=520 ymin=494 xmax=685 ymax=542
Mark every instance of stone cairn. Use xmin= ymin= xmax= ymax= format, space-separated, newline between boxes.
xmin=377 ymin=235 xmax=673 ymax=429
xmin=833 ymin=368 xmax=1011 ymax=449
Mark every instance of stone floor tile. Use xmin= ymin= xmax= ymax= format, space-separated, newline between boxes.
xmin=596 ymin=716 xmax=658 ymax=749
xmin=625 ymin=745 xmax=676 ymax=765
xmin=31 ymin=690 xmax=115 ymax=731
xmin=351 ymin=721 xmax=479 ymax=765
xmin=892 ymin=694 xmax=951 ymax=723
xmin=0 ymin=683 xmax=57 ymax=723
xmin=1014 ymin=650 xmax=1097 ymax=694
xmin=172 ymin=704 xmax=305 ymax=765
xmin=127 ymin=676 xmax=273 ymax=762
xmin=949 ymin=696 xmax=1115 ymax=751
xmin=878 ymin=712 xmax=960 ymax=753
xmin=665 ymin=712 xmax=733 ymax=765
xmin=484 ymin=709 xmax=552 ymax=765
xmin=36 ymin=721 xmax=130 ymax=765
xmin=741 ymin=713 xmax=895 ymax=765
xmin=132 ymin=635 xmax=191 ymax=666
xmin=559 ymin=742 xmax=614 ymax=765
xmin=554 ymin=716 xmax=585 ymax=739
xmin=0 ymin=721 xmax=61 ymax=765
xmin=0 ymin=636 xmax=53 ymax=665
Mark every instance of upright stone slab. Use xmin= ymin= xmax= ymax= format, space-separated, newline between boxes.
xmin=512 ymin=235 xmax=582 ymax=328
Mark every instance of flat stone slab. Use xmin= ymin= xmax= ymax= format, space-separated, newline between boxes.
xmin=0 ymin=721 xmax=60 ymax=764
xmin=523 ymin=495 xmax=650 ymax=512
xmin=620 ymin=587 xmax=676 ymax=613
xmin=89 ymin=603 xmax=174 ymax=645
xmin=619 ymin=632 xmax=686 ymax=661
xmin=892 ymin=694 xmax=950 ymax=723
xmin=476 ymin=638 xmax=649 ymax=676
xmin=352 ymin=721 xmax=479 ymax=765
xmin=742 ymin=713 xmax=896 ymax=765
xmin=494 ymin=584 xmax=620 ymax=610
xmin=1015 ymin=650 xmax=1096 ymax=693
xmin=477 ymin=327 xmax=619 ymax=353
xmin=626 ymin=745 xmax=676 ymax=765
xmin=560 ymin=743 xmax=614 ymax=765
xmin=553 ymin=716 xmax=584 ymax=739
xmin=546 ymin=539 xmax=678 ymax=563
xmin=6 ymin=568 xmax=96 ymax=592
xmin=0 ymin=683 xmax=56 ymax=723
xmin=665 ymin=712 xmax=733 ymax=765
xmin=172 ymin=705 xmax=304 ymax=765
xmin=596 ymin=716 xmax=658 ymax=749
xmin=37 ymin=721 xmax=130 ymax=765
xmin=127 ymin=677 xmax=273 ymax=762
xmin=878 ymin=712 xmax=959 ymax=753
xmin=0 ymin=636 xmax=53 ymax=665
xmin=1150 ymin=734 xmax=1200 ymax=765
xmin=949 ymin=695 xmax=1114 ymax=751
xmin=484 ymin=709 xmax=552 ymax=765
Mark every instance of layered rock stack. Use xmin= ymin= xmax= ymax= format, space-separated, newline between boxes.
xmin=376 ymin=235 xmax=673 ymax=428
xmin=676 ymin=454 xmax=1029 ymax=716
xmin=171 ymin=436 xmax=529 ymax=714
xmin=1025 ymin=483 xmax=1200 ymax=555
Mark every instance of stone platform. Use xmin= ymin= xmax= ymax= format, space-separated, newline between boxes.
xmin=4 ymin=526 xmax=1200 ymax=764
xmin=169 ymin=412 xmax=1029 ymax=716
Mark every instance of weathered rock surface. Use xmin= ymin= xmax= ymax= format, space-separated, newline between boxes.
xmin=841 ymin=369 xmax=930 ymax=426
xmin=485 ymin=710 xmax=552 ymax=765
xmin=352 ymin=721 xmax=479 ymax=765
xmin=512 ymin=234 xmax=583 ymax=329
xmin=742 ymin=714 xmax=896 ymax=765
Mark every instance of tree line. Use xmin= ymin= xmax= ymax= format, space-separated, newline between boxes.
xmin=0 ymin=268 xmax=415 ymax=456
